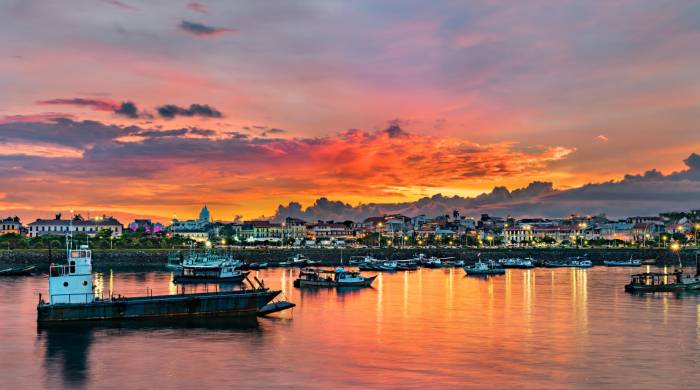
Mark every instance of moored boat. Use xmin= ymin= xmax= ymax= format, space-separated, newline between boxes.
xmin=37 ymin=234 xmax=287 ymax=323
xmin=499 ymin=258 xmax=535 ymax=269
xmin=173 ymin=263 xmax=249 ymax=284
xmin=463 ymin=260 xmax=506 ymax=276
xmin=624 ymin=270 xmax=700 ymax=292
xmin=293 ymin=267 xmax=377 ymax=288
xmin=544 ymin=257 xmax=592 ymax=268
xmin=604 ymin=257 xmax=642 ymax=267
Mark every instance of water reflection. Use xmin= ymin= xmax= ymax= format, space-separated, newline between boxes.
xmin=39 ymin=317 xmax=260 ymax=388
xmin=2 ymin=267 xmax=700 ymax=388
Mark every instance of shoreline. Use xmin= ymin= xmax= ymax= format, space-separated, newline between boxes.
xmin=1 ymin=247 xmax=696 ymax=270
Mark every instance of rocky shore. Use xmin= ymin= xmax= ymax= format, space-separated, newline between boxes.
xmin=1 ymin=247 xmax=697 ymax=271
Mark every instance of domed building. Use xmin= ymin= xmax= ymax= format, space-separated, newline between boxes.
xmin=197 ymin=204 xmax=211 ymax=227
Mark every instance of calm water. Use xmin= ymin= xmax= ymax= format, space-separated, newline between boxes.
xmin=1 ymin=266 xmax=699 ymax=389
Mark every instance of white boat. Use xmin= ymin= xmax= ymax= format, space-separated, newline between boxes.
xmin=604 ymin=257 xmax=642 ymax=267
xmin=499 ymin=258 xmax=535 ymax=269
xmin=294 ymin=267 xmax=377 ymax=288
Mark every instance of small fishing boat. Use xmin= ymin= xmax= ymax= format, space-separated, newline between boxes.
xmin=604 ymin=257 xmax=642 ymax=267
xmin=443 ymin=260 xmax=465 ymax=268
xmin=499 ymin=258 xmax=535 ymax=269
xmin=544 ymin=257 xmax=592 ymax=268
xmin=421 ymin=256 xmax=445 ymax=268
xmin=290 ymin=254 xmax=308 ymax=267
xmin=625 ymin=270 xmax=700 ymax=292
xmin=358 ymin=258 xmax=397 ymax=272
xmin=293 ymin=267 xmax=377 ymax=288
xmin=463 ymin=260 xmax=505 ymax=276
xmin=173 ymin=263 xmax=249 ymax=284
xmin=0 ymin=265 xmax=36 ymax=276
xmin=247 ymin=262 xmax=269 ymax=270
xmin=396 ymin=260 xmax=418 ymax=271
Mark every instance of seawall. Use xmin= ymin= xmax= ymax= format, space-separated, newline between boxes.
xmin=1 ymin=247 xmax=697 ymax=270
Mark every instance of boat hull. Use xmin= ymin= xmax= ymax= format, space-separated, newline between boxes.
xmin=464 ymin=268 xmax=506 ymax=276
xmin=604 ymin=262 xmax=641 ymax=267
xmin=0 ymin=265 xmax=36 ymax=276
xmin=37 ymin=289 xmax=280 ymax=323
xmin=625 ymin=282 xmax=700 ymax=293
xmin=173 ymin=272 xmax=249 ymax=284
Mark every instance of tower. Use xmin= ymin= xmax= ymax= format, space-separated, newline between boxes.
xmin=198 ymin=204 xmax=211 ymax=227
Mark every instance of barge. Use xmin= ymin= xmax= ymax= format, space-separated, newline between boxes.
xmin=37 ymin=235 xmax=290 ymax=323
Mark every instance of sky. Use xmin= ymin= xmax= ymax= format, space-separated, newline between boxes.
xmin=1 ymin=0 xmax=699 ymax=222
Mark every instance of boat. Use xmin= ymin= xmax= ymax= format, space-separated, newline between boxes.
xmin=290 ymin=254 xmax=308 ymax=267
xmin=463 ymin=260 xmax=506 ymax=276
xmin=277 ymin=261 xmax=292 ymax=267
xmin=357 ymin=257 xmax=397 ymax=271
xmin=421 ymin=256 xmax=445 ymax=268
xmin=499 ymin=258 xmax=535 ymax=269
xmin=37 ymin=234 xmax=289 ymax=323
xmin=395 ymin=260 xmax=418 ymax=271
xmin=604 ymin=257 xmax=642 ymax=267
xmin=544 ymin=257 xmax=592 ymax=268
xmin=625 ymin=270 xmax=700 ymax=292
xmin=293 ymin=267 xmax=377 ymax=288
xmin=173 ymin=262 xmax=249 ymax=284
xmin=166 ymin=252 xmax=184 ymax=270
xmin=0 ymin=265 xmax=36 ymax=276
xmin=247 ymin=262 xmax=269 ymax=270
xmin=443 ymin=260 xmax=465 ymax=268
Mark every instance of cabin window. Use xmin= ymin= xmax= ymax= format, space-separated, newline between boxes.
xmin=63 ymin=282 xmax=68 ymax=287
xmin=69 ymin=261 xmax=76 ymax=273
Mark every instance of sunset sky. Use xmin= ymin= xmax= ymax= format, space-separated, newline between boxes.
xmin=1 ymin=1 xmax=699 ymax=222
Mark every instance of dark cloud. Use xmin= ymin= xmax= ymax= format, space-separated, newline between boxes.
xmin=261 ymin=128 xmax=286 ymax=137
xmin=37 ymin=98 xmax=117 ymax=112
xmin=37 ymin=98 xmax=142 ymax=119
xmin=384 ymin=123 xmax=408 ymax=138
xmin=179 ymin=20 xmax=237 ymax=37
xmin=114 ymin=101 xmax=139 ymax=118
xmin=157 ymin=104 xmax=223 ymax=119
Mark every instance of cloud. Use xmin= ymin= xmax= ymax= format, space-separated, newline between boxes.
xmin=114 ymin=101 xmax=140 ymax=118
xmin=36 ymin=98 xmax=141 ymax=118
xmin=187 ymin=2 xmax=208 ymax=14
xmin=595 ymin=135 xmax=609 ymax=142
xmin=274 ymin=154 xmax=700 ymax=220
xmin=156 ymin=104 xmax=223 ymax=119
xmin=37 ymin=98 xmax=118 ymax=112
xmin=0 ymin=113 xmax=74 ymax=124
xmin=179 ymin=20 xmax=238 ymax=37
xmin=0 ymin=119 xmax=573 ymax=217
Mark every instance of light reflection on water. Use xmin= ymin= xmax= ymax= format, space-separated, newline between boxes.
xmin=0 ymin=267 xmax=699 ymax=389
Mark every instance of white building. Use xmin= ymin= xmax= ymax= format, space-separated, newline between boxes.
xmin=27 ymin=214 xmax=123 ymax=238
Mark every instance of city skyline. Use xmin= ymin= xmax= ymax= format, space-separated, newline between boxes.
xmin=1 ymin=1 xmax=700 ymax=221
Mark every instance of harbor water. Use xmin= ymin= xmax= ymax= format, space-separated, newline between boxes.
xmin=1 ymin=266 xmax=699 ymax=389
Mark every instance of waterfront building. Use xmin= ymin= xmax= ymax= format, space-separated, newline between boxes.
xmin=1 ymin=216 xmax=21 ymax=235
xmin=128 ymin=219 xmax=164 ymax=234
xmin=308 ymin=222 xmax=355 ymax=240
xmin=503 ymin=225 xmax=535 ymax=245
xmin=172 ymin=230 xmax=209 ymax=242
xmin=27 ymin=214 xmax=123 ymax=238
xmin=283 ymin=217 xmax=308 ymax=240
xmin=239 ymin=220 xmax=283 ymax=242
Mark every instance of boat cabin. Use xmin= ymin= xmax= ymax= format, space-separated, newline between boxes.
xmin=48 ymin=244 xmax=94 ymax=305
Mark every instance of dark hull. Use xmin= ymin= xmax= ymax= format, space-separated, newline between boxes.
xmin=501 ymin=265 xmax=535 ymax=269
xmin=625 ymin=282 xmax=700 ymax=293
xmin=37 ymin=289 xmax=280 ymax=323
xmin=0 ymin=265 xmax=36 ymax=276
xmin=173 ymin=271 xmax=249 ymax=284
xmin=464 ymin=269 xmax=506 ymax=276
